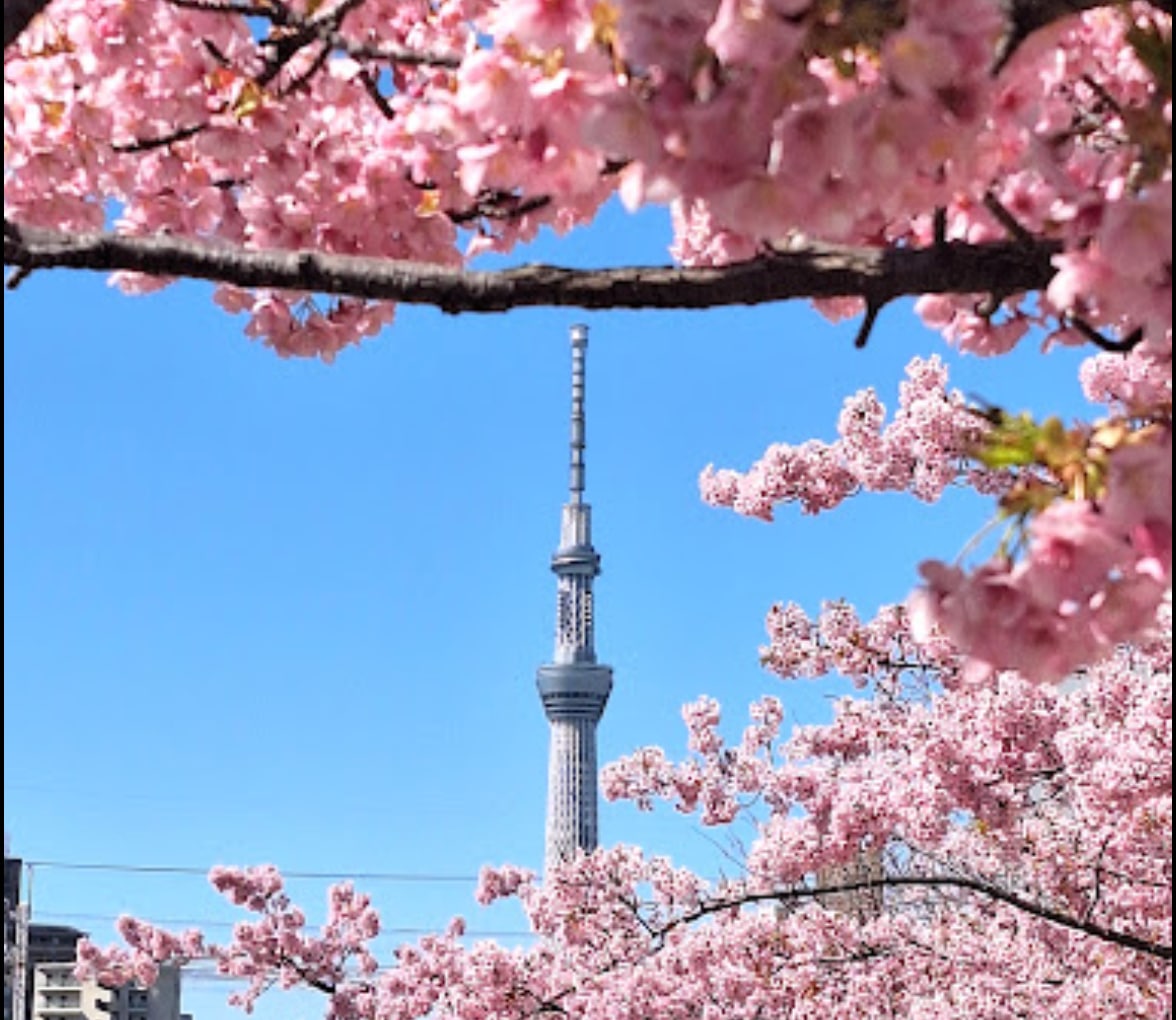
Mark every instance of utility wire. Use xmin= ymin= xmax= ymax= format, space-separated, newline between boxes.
xmin=35 ymin=910 xmax=535 ymax=939
xmin=25 ymin=860 xmax=480 ymax=883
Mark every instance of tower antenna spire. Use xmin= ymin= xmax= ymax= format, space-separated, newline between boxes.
xmin=568 ymin=322 xmax=587 ymax=504
xmin=537 ymin=324 xmax=613 ymax=875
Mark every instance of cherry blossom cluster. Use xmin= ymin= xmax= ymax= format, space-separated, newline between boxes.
xmin=77 ymin=865 xmax=382 ymax=1013
xmin=703 ymin=343 xmax=1171 ymax=681
xmin=76 ymin=917 xmax=205 ymax=989
xmin=5 ymin=1 xmax=1171 ymax=359
xmin=909 ymin=420 xmax=1171 ymax=682
xmin=758 ymin=598 xmax=961 ymax=694
xmin=602 ymin=630 xmax=1171 ymax=977
xmin=659 ymin=5 xmax=1172 ymax=361
xmin=1080 ymin=347 xmax=1174 ymax=412
xmin=5 ymin=0 xmax=614 ymax=356
xmin=77 ymin=623 xmax=1171 ymax=1018
xmin=599 ymin=694 xmax=784 ymax=823
xmin=14 ymin=3 xmax=1170 ymax=1016
xmin=473 ymin=863 xmax=534 ymax=906
xmin=699 ymin=354 xmax=997 ymax=519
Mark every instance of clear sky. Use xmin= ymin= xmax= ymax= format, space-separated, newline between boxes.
xmin=3 ymin=200 xmax=1093 ymax=1020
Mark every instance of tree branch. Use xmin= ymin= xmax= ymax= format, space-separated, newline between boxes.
xmin=1064 ymin=315 xmax=1145 ymax=353
xmin=662 ymin=874 xmax=1173 ymax=962
xmin=991 ymin=0 xmax=1149 ymax=73
xmin=4 ymin=0 xmax=53 ymax=50
xmin=165 ymin=0 xmax=462 ymax=69
xmin=2 ymin=223 xmax=1064 ymax=315
xmin=853 ymin=299 xmax=887 ymax=349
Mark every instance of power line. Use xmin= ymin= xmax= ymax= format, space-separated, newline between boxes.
xmin=24 ymin=860 xmax=480 ymax=883
xmin=16 ymin=860 xmax=540 ymax=949
xmin=34 ymin=910 xmax=535 ymax=940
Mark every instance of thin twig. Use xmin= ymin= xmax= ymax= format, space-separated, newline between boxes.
xmin=356 ymin=68 xmax=396 ymax=120
xmin=167 ymin=0 xmax=276 ymax=18
xmin=450 ymin=194 xmax=552 ymax=225
xmin=1065 ymin=316 xmax=1145 ymax=353
xmin=111 ymin=123 xmax=207 ymax=154
xmin=1079 ymin=72 xmax=1124 ymax=116
xmin=201 ymin=37 xmax=231 ymax=66
xmin=854 ymin=299 xmax=885 ymax=349
xmin=278 ymin=38 xmax=333 ymax=96
xmin=336 ymin=37 xmax=461 ymax=68
xmin=983 ymin=191 xmax=1036 ymax=245
xmin=5 ymin=265 xmax=34 ymax=289
xmin=933 ymin=206 xmax=948 ymax=247
xmin=1082 ymin=835 xmax=1114 ymax=924
xmin=168 ymin=0 xmax=461 ymax=68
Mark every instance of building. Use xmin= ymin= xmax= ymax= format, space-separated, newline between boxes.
xmin=3 ymin=857 xmax=18 ymax=939
xmin=30 ymin=957 xmax=186 ymax=1020
xmin=26 ymin=926 xmax=86 ymax=967
xmin=29 ymin=959 xmax=108 ymax=1020
xmin=536 ymin=325 xmax=614 ymax=874
xmin=3 ymin=857 xmax=25 ymax=1020
xmin=4 ymin=859 xmax=190 ymax=1020
xmin=101 ymin=967 xmax=186 ymax=1020
xmin=11 ymin=923 xmax=89 ymax=1020
xmin=815 ymin=849 xmax=885 ymax=921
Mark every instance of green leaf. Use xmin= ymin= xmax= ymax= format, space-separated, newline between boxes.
xmin=1127 ymin=23 xmax=1173 ymax=101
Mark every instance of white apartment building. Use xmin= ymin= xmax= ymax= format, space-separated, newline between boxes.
xmin=30 ymin=961 xmax=187 ymax=1020
xmin=30 ymin=962 xmax=108 ymax=1020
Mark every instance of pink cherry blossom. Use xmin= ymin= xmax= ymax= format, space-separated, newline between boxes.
xmin=82 ymin=620 xmax=1171 ymax=1018
xmin=700 ymin=355 xmax=996 ymax=520
xmin=9 ymin=3 xmax=1173 ymax=1017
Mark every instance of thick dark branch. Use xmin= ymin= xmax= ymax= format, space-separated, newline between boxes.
xmin=3 ymin=223 xmax=1064 ymax=315
xmin=4 ymin=0 xmax=53 ymax=50
xmin=664 ymin=874 xmax=1173 ymax=961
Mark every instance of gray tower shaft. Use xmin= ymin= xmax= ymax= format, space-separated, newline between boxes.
xmin=537 ymin=324 xmax=613 ymax=875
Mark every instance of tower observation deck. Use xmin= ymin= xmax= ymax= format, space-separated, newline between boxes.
xmin=536 ymin=324 xmax=613 ymax=875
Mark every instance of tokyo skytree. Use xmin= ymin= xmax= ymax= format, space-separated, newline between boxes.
xmin=536 ymin=324 xmax=613 ymax=875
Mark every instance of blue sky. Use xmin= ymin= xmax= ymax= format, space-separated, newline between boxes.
xmin=4 ymin=200 xmax=1093 ymax=1020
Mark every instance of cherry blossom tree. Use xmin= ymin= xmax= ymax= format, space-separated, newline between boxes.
xmin=74 ymin=604 xmax=1173 ymax=1018
xmin=5 ymin=0 xmax=1171 ymax=1016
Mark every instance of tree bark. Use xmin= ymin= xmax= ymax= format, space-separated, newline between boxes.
xmin=4 ymin=223 xmax=1062 ymax=315
xmin=4 ymin=0 xmax=53 ymax=50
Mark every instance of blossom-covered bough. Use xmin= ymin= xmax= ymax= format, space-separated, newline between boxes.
xmin=6 ymin=0 xmax=1170 ymax=1015
xmin=75 ymin=620 xmax=1174 ymax=1017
